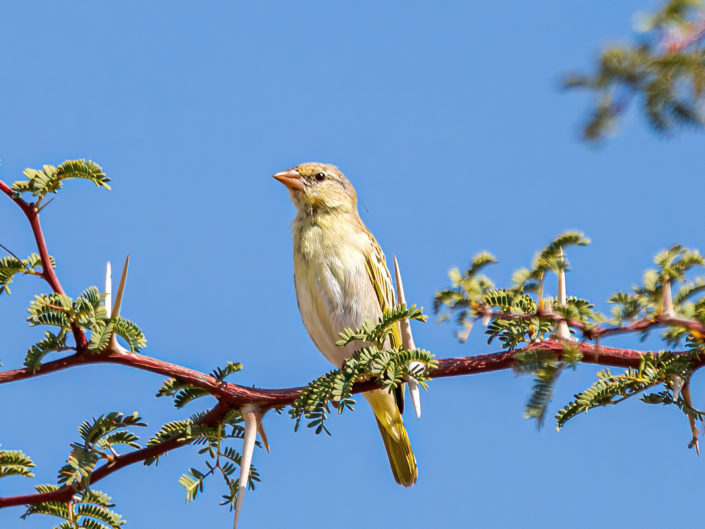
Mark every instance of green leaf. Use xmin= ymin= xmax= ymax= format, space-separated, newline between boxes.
xmin=22 ymin=487 xmax=124 ymax=528
xmin=0 ymin=252 xmax=55 ymax=296
xmin=12 ymin=159 xmax=110 ymax=202
xmin=336 ymin=304 xmax=426 ymax=348
xmin=179 ymin=467 xmax=208 ymax=502
xmin=291 ymin=319 xmax=436 ymax=435
xmin=111 ymin=316 xmax=146 ymax=352
xmin=0 ymin=449 xmax=35 ymax=478
xmin=55 ymin=159 xmax=110 ymax=190
xmin=56 ymin=412 xmax=145 ymax=489
xmin=24 ymin=330 xmax=70 ymax=371
xmin=87 ymin=321 xmax=114 ymax=354
xmin=211 ymin=361 xmax=243 ymax=381
xmin=556 ymin=352 xmax=694 ymax=430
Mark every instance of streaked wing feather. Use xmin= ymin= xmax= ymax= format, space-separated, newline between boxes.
xmin=362 ymin=230 xmax=401 ymax=347
xmin=362 ymin=227 xmax=405 ymax=413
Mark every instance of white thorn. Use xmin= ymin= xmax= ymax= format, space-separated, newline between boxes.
xmin=556 ymin=248 xmax=573 ymax=341
xmin=234 ymin=405 xmax=258 ymax=529
xmin=111 ymin=255 xmax=130 ymax=320
xmin=257 ymin=421 xmax=270 ymax=454
xmin=557 ymin=248 xmax=567 ymax=306
xmin=556 ymin=321 xmax=572 ymax=341
xmin=672 ymin=375 xmax=684 ymax=402
xmin=394 ymin=256 xmax=422 ymax=419
xmin=105 ymin=261 xmax=121 ymax=351
xmin=104 ymin=262 xmax=112 ymax=314
xmin=662 ymin=279 xmax=675 ymax=318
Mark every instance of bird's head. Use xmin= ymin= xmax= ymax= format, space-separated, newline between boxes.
xmin=273 ymin=162 xmax=357 ymax=214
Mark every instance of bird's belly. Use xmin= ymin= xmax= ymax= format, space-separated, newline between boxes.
xmin=294 ymin=249 xmax=381 ymax=368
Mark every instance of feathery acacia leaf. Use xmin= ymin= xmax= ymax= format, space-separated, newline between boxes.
xmin=56 ymin=412 xmax=146 ymax=490
xmin=111 ymin=317 xmax=146 ymax=352
xmin=12 ymin=159 xmax=110 ymax=203
xmin=22 ymin=486 xmax=124 ymax=528
xmin=556 ymin=352 xmax=697 ymax=430
xmin=0 ymin=449 xmax=35 ymax=478
xmin=24 ymin=330 xmax=70 ymax=371
xmin=566 ymin=0 xmax=705 ymax=140
xmin=293 ymin=310 xmax=436 ymax=435
xmin=0 ymin=253 xmax=52 ymax=296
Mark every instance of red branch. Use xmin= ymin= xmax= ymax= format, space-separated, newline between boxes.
xmin=0 ymin=178 xmax=86 ymax=347
xmin=477 ymin=306 xmax=705 ymax=341
xmin=0 ymin=338 xmax=700 ymax=509
xmin=0 ymin=339 xmax=689 ymax=409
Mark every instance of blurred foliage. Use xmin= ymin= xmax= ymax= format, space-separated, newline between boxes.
xmin=567 ymin=0 xmax=705 ymax=140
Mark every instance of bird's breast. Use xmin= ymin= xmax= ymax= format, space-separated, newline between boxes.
xmin=292 ymin=217 xmax=381 ymax=367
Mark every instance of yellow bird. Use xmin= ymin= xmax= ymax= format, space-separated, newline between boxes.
xmin=274 ymin=162 xmax=417 ymax=486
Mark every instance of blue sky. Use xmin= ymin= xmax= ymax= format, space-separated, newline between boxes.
xmin=1 ymin=1 xmax=704 ymax=527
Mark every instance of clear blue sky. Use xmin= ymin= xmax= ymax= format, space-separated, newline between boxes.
xmin=1 ymin=1 xmax=703 ymax=527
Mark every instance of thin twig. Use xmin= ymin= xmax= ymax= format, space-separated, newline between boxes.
xmin=0 ymin=243 xmax=21 ymax=261
xmin=1 ymin=178 xmax=86 ymax=347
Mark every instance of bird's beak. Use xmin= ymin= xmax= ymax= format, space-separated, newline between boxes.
xmin=273 ymin=169 xmax=305 ymax=191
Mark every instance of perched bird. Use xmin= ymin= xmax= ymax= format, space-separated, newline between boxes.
xmin=274 ymin=162 xmax=417 ymax=486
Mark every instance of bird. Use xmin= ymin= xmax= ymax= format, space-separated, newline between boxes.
xmin=273 ymin=162 xmax=417 ymax=486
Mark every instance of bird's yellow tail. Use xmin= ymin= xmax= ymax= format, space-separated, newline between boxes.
xmin=365 ymin=390 xmax=417 ymax=487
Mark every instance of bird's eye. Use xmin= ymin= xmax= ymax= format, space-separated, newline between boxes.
xmin=315 ymin=172 xmax=326 ymax=181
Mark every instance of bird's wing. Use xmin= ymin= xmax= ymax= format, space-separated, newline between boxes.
xmin=362 ymin=225 xmax=405 ymax=413
xmin=362 ymin=228 xmax=402 ymax=348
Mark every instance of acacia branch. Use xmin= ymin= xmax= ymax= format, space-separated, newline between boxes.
xmin=0 ymin=180 xmax=58 ymax=290
xmin=1 ymin=178 xmax=86 ymax=347
xmin=0 ymin=180 xmax=21 ymax=205
xmin=477 ymin=305 xmax=705 ymax=340
xmin=0 ymin=403 xmax=231 ymax=509
xmin=1 ymin=338 xmax=698 ymax=410
xmin=1 ymin=338 xmax=700 ymax=509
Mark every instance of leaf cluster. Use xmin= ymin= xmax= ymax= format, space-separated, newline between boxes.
xmin=152 ymin=363 xmax=259 ymax=509
xmin=146 ymin=410 xmax=260 ymax=508
xmin=513 ymin=345 xmax=584 ymax=428
xmin=17 ymin=413 xmax=144 ymax=528
xmin=336 ymin=304 xmax=427 ymax=348
xmin=11 ymin=159 xmax=110 ymax=205
xmin=22 ymin=486 xmax=124 ymax=529
xmin=511 ymin=232 xmax=590 ymax=294
xmin=0 ymin=447 xmax=35 ymax=479
xmin=609 ymin=244 xmax=705 ymax=344
xmin=434 ymin=251 xmax=497 ymax=341
xmin=291 ymin=305 xmax=437 ymax=435
xmin=24 ymin=286 xmax=146 ymax=370
xmin=435 ymin=233 xmax=594 ymax=347
xmin=178 ymin=428 xmax=260 ymax=510
xmin=556 ymin=351 xmax=701 ymax=430
xmin=58 ymin=412 xmax=146 ymax=490
xmin=0 ymin=253 xmax=52 ymax=296
xmin=483 ymin=290 xmax=552 ymax=349
xmin=156 ymin=361 xmax=242 ymax=409
xmin=440 ymin=235 xmax=705 ymax=441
